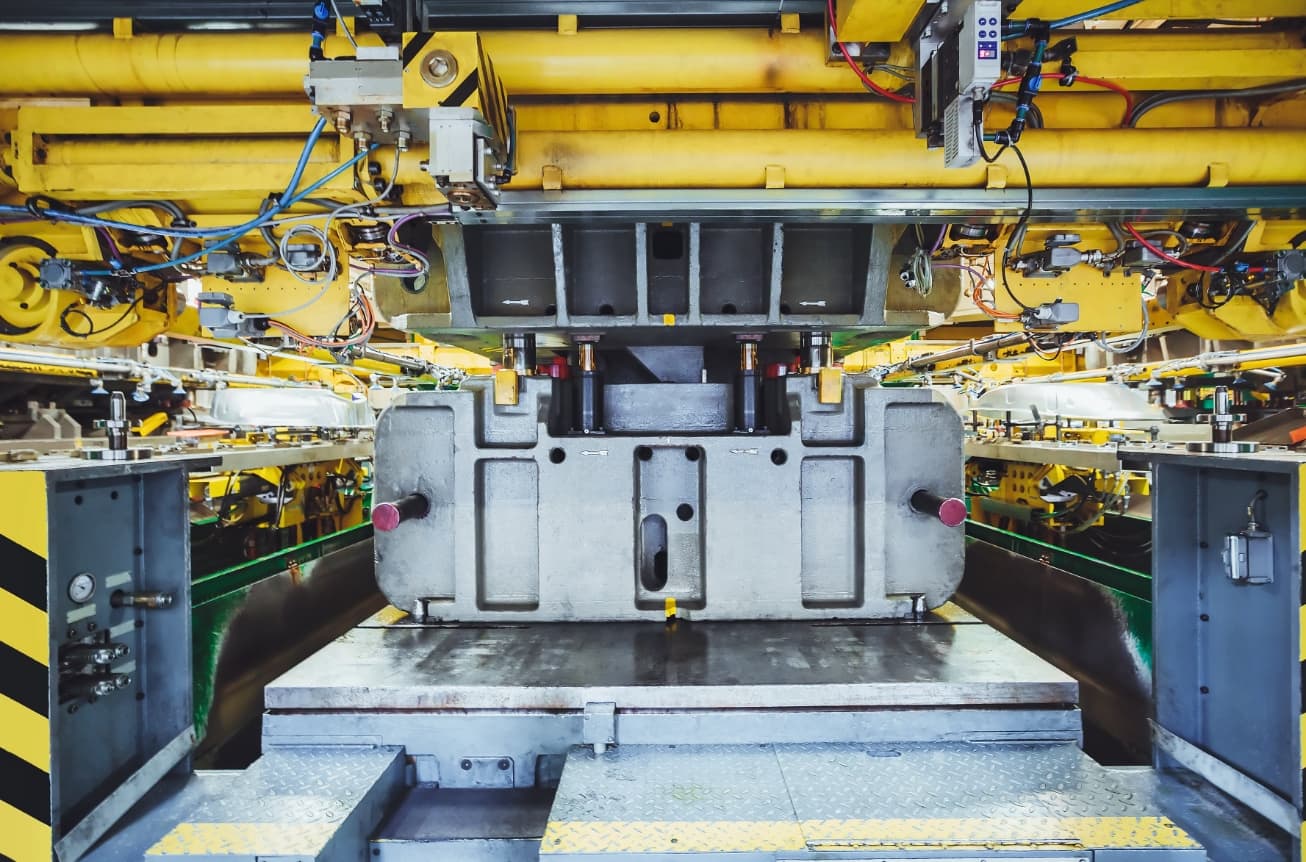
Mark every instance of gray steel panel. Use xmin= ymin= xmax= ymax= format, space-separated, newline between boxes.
xmin=34 ymin=462 xmax=193 ymax=859
xmin=1149 ymin=458 xmax=1301 ymax=804
xmin=82 ymin=774 xmax=240 ymax=862
xmin=776 ymin=742 xmax=1169 ymax=820
xmin=374 ymin=787 xmax=553 ymax=862
xmin=144 ymin=747 xmax=405 ymax=861
xmin=264 ymin=619 xmax=1076 ymax=710
xmin=375 ymin=379 xmax=964 ymax=621
xmin=552 ymin=745 xmax=794 ymax=823
xmin=542 ymin=743 xmax=1204 ymax=858
xmin=264 ymin=707 xmax=1082 ymax=781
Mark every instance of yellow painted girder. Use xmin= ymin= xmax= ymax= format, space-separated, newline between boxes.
xmin=14 ymin=104 xmax=1306 ymax=198
xmin=511 ymin=128 xmax=1306 ymax=189
xmin=836 ymin=0 xmax=1306 ymax=43
xmin=1014 ymin=0 xmax=1306 ymax=22
xmin=1 ymin=29 xmax=1303 ymax=98
xmin=835 ymin=0 xmax=924 ymax=45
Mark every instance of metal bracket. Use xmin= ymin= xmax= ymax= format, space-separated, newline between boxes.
xmin=583 ymin=701 xmax=616 ymax=754
xmin=452 ymin=755 xmax=515 ymax=788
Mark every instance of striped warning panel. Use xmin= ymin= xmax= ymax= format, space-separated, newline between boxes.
xmin=0 ymin=471 xmax=52 ymax=862
xmin=400 ymin=31 xmax=482 ymax=110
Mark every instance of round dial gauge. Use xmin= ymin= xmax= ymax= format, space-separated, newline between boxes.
xmin=67 ymin=572 xmax=96 ymax=604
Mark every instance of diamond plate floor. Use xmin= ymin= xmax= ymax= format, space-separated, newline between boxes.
xmin=85 ymin=747 xmax=405 ymax=862
xmin=542 ymin=742 xmax=1207 ymax=859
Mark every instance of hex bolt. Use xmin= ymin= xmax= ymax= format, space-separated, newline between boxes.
xmin=460 ymin=759 xmax=472 ymax=770
xmin=497 ymin=759 xmax=510 ymax=771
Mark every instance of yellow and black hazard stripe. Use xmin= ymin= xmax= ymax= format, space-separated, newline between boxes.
xmin=401 ymin=32 xmax=481 ymax=109
xmin=0 ymin=471 xmax=52 ymax=862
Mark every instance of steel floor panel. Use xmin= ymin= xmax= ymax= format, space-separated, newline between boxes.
xmin=542 ymin=742 xmax=1206 ymax=859
xmin=85 ymin=748 xmax=404 ymax=862
xmin=373 ymin=787 xmax=555 ymax=862
xmin=265 ymin=617 xmax=1076 ymax=711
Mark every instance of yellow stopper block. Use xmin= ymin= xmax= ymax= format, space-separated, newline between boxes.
xmin=494 ymin=368 xmax=520 ymax=406
xmin=817 ymin=367 xmax=843 ymax=404
xmin=664 ymin=597 xmax=678 ymax=619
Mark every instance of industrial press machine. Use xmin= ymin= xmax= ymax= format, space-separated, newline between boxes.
xmin=1 ymin=0 xmax=1305 ymax=860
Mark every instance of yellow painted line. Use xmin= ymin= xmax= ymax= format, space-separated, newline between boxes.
xmin=0 ymin=588 xmax=48 ymax=666
xmin=0 ymin=694 xmax=49 ymax=773
xmin=800 ymin=816 xmax=1201 ymax=850
xmin=542 ymin=820 xmax=806 ymax=854
xmin=0 ymin=798 xmax=51 ymax=862
xmin=147 ymin=822 xmax=336 ymax=856
xmin=542 ymin=816 xmax=1199 ymax=854
xmin=0 ymin=473 xmax=47 ymax=558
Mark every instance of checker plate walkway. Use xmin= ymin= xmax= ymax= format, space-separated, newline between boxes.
xmin=541 ymin=742 xmax=1204 ymax=859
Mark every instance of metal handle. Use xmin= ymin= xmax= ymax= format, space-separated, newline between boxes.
xmin=111 ymin=591 xmax=174 ymax=609
xmin=373 ymin=493 xmax=431 ymax=532
xmin=910 ymin=489 xmax=967 ymax=528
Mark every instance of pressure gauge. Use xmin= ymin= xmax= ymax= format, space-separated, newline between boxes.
xmin=67 ymin=572 xmax=96 ymax=604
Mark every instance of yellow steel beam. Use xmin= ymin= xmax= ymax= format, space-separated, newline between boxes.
xmin=511 ymin=128 xmax=1306 ymax=189
xmin=0 ymin=30 xmax=1302 ymax=97
xmin=836 ymin=0 xmax=927 ymax=44
xmin=834 ymin=0 xmax=1305 ymax=43
xmin=1013 ymin=0 xmax=1306 ymax=21
xmin=513 ymin=94 xmax=1306 ymax=131
xmin=10 ymin=105 xmax=358 ymax=200
xmin=11 ymin=115 xmax=1306 ymax=197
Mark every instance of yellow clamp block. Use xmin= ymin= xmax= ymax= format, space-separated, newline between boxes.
xmin=664 ymin=597 xmax=678 ymax=620
xmin=817 ymin=367 xmax=843 ymax=404
xmin=135 ymin=411 xmax=170 ymax=437
xmin=494 ymin=368 xmax=520 ymax=405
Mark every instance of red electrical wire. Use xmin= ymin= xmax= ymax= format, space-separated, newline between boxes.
xmin=826 ymin=0 xmax=915 ymax=104
xmin=993 ymin=73 xmax=1135 ymax=126
xmin=1123 ymin=223 xmax=1222 ymax=273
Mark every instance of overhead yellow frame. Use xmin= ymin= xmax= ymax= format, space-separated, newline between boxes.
xmin=1 ymin=29 xmax=1303 ymax=97
xmin=835 ymin=0 xmax=1306 ymax=43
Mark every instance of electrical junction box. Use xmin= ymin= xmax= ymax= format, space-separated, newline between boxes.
xmin=917 ymin=0 xmax=1003 ymax=168
xmin=1224 ymin=528 xmax=1274 ymax=585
